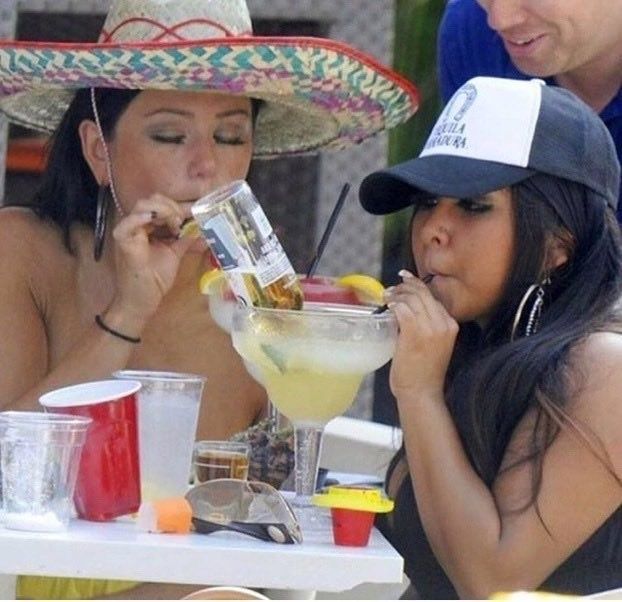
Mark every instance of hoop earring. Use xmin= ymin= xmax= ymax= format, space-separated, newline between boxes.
xmin=510 ymin=277 xmax=551 ymax=341
xmin=94 ymin=185 xmax=110 ymax=262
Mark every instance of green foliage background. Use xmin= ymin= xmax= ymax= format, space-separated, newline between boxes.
xmin=374 ymin=0 xmax=445 ymax=423
xmin=382 ymin=0 xmax=445 ymax=284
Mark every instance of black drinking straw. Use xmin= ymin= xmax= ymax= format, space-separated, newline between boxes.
xmin=372 ymin=274 xmax=434 ymax=314
xmin=306 ymin=183 xmax=351 ymax=278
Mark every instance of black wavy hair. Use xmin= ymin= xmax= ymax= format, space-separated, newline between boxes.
xmin=390 ymin=173 xmax=622 ymax=515
xmin=22 ymin=88 xmax=140 ymax=252
xmin=447 ymin=175 xmax=622 ymax=504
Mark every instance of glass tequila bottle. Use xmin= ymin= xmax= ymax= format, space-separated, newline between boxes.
xmin=192 ymin=180 xmax=303 ymax=310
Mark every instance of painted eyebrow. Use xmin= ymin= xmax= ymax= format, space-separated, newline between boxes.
xmin=144 ymin=108 xmax=251 ymax=118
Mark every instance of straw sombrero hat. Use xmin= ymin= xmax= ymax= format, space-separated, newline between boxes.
xmin=0 ymin=0 xmax=419 ymax=158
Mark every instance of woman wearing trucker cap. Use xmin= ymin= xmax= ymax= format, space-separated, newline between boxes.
xmin=360 ymin=77 xmax=622 ymax=598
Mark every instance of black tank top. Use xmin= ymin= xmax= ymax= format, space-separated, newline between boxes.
xmin=377 ymin=464 xmax=622 ymax=599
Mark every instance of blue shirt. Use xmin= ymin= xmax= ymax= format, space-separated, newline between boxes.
xmin=438 ymin=0 xmax=622 ymax=220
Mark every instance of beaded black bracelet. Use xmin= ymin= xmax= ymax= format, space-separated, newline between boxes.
xmin=95 ymin=314 xmax=142 ymax=344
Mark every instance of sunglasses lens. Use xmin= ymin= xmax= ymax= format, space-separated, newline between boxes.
xmin=186 ymin=479 xmax=302 ymax=544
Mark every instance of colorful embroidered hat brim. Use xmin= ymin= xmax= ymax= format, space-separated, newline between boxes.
xmin=0 ymin=36 xmax=418 ymax=157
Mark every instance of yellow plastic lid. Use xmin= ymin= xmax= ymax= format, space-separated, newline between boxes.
xmin=312 ymin=485 xmax=394 ymax=513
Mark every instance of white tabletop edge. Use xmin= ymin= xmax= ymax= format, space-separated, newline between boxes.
xmin=0 ymin=519 xmax=403 ymax=592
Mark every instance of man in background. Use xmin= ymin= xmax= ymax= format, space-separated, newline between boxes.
xmin=438 ymin=0 xmax=622 ymax=218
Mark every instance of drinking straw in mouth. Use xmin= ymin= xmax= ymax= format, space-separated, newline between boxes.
xmin=306 ymin=183 xmax=351 ymax=278
xmin=373 ymin=274 xmax=434 ymax=313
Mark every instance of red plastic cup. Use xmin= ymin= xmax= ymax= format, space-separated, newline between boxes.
xmin=330 ymin=507 xmax=376 ymax=547
xmin=39 ymin=380 xmax=142 ymax=521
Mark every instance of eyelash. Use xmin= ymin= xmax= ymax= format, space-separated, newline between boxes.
xmin=150 ymin=134 xmax=248 ymax=146
xmin=417 ymin=197 xmax=492 ymax=213
xmin=151 ymin=134 xmax=185 ymax=144
xmin=458 ymin=198 xmax=492 ymax=213
xmin=214 ymin=134 xmax=247 ymax=145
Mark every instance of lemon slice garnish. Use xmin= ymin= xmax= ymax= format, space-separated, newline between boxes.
xmin=335 ymin=273 xmax=385 ymax=305
xmin=199 ymin=269 xmax=224 ymax=294
xmin=180 ymin=219 xmax=200 ymax=239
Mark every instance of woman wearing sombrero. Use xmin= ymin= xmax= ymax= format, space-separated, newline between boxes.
xmin=0 ymin=0 xmax=418 ymax=598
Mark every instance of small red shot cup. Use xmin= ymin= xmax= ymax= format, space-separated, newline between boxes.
xmin=312 ymin=485 xmax=394 ymax=547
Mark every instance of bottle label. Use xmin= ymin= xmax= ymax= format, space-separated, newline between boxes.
xmin=202 ymin=214 xmax=253 ymax=271
xmin=201 ymin=214 xmax=255 ymax=305
xmin=249 ymin=205 xmax=296 ymax=287
xmin=251 ymin=205 xmax=273 ymax=239
xmin=192 ymin=181 xmax=300 ymax=309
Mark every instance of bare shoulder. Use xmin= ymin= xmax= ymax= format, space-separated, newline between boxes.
xmin=0 ymin=207 xmax=68 ymax=267
xmin=0 ymin=206 xmax=57 ymax=238
xmin=569 ymin=331 xmax=622 ymax=468
xmin=0 ymin=207 xmax=73 ymax=310
xmin=0 ymin=206 xmax=42 ymax=231
xmin=573 ymin=330 xmax=622 ymax=376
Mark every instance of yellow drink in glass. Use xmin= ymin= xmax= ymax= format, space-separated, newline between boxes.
xmin=231 ymin=302 xmax=397 ymax=528
xmin=234 ymin=334 xmax=395 ymax=426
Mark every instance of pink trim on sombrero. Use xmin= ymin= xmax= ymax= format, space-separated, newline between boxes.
xmin=99 ymin=17 xmax=252 ymax=43
xmin=0 ymin=36 xmax=419 ymax=107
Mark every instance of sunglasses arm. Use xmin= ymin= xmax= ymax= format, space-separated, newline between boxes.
xmin=192 ymin=517 xmax=297 ymax=544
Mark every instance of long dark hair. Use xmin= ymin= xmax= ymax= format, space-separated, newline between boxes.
xmin=446 ymin=174 xmax=622 ymax=509
xmin=25 ymin=88 xmax=140 ymax=252
xmin=389 ymin=174 xmax=622 ymax=517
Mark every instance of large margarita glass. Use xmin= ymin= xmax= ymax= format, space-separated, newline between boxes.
xmin=203 ymin=273 xmax=376 ymax=431
xmin=231 ymin=302 xmax=397 ymax=526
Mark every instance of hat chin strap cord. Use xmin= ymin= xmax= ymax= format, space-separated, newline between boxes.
xmin=90 ymin=87 xmax=125 ymax=217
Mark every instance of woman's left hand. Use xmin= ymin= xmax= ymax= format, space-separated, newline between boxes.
xmin=110 ymin=195 xmax=197 ymax=320
xmin=386 ymin=270 xmax=459 ymax=402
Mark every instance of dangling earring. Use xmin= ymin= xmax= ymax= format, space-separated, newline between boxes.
xmin=94 ymin=185 xmax=110 ymax=262
xmin=510 ymin=277 xmax=551 ymax=341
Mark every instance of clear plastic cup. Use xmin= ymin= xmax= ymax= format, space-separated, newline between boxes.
xmin=0 ymin=413 xmax=8 ymax=523
xmin=114 ymin=370 xmax=206 ymax=501
xmin=39 ymin=379 xmax=142 ymax=522
xmin=0 ymin=411 xmax=91 ymax=531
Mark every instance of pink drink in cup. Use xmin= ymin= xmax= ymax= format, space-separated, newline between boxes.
xmin=204 ymin=273 xmax=365 ymax=334
xmin=209 ymin=275 xmax=360 ymax=304
xmin=298 ymin=276 xmax=360 ymax=305
xmin=39 ymin=380 xmax=142 ymax=521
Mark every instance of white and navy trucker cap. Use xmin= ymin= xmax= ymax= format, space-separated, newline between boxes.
xmin=360 ymin=77 xmax=620 ymax=214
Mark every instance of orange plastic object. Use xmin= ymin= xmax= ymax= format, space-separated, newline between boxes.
xmin=137 ymin=497 xmax=192 ymax=534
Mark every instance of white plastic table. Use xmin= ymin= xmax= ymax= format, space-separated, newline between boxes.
xmin=0 ymin=516 xmax=403 ymax=596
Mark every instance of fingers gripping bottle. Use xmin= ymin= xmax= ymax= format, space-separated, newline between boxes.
xmin=192 ymin=180 xmax=303 ymax=310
